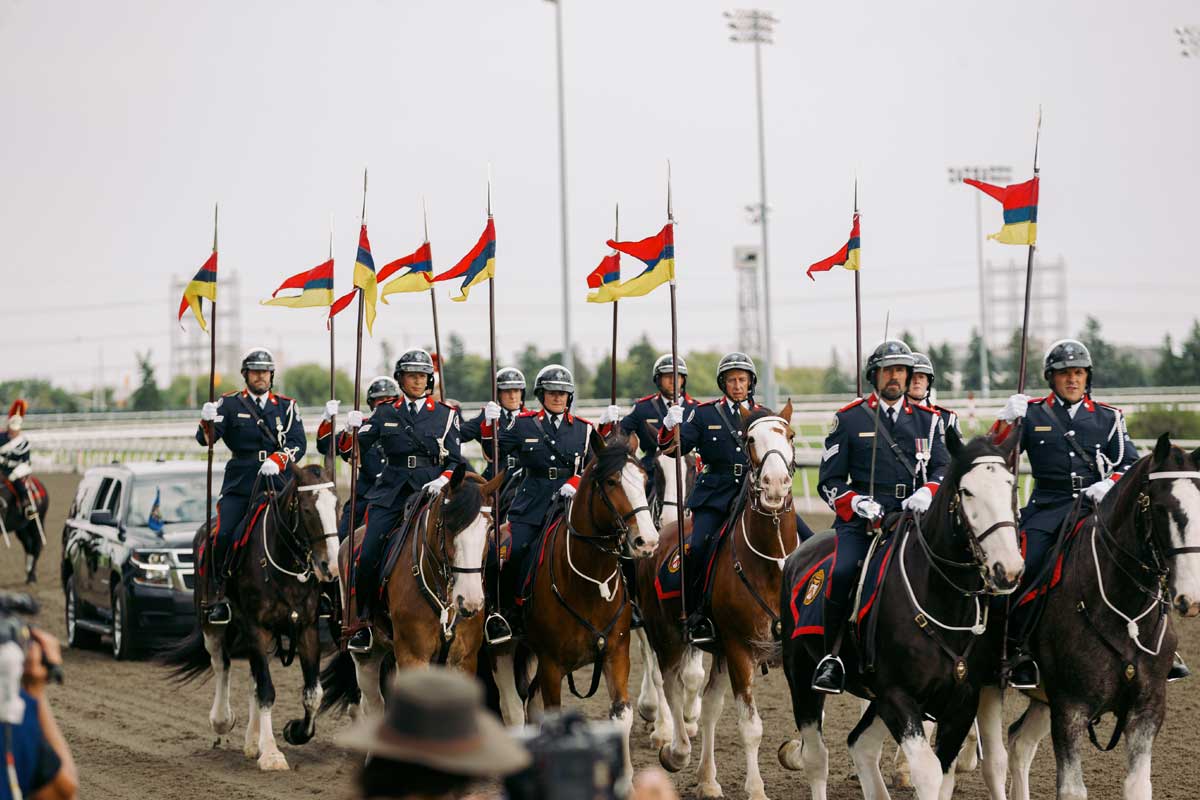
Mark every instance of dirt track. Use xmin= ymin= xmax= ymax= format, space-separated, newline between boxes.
xmin=13 ymin=473 xmax=1200 ymax=798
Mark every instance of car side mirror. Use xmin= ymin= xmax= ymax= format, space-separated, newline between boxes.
xmin=89 ymin=509 xmax=116 ymax=527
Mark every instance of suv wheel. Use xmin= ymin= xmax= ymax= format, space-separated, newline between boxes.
xmin=111 ymin=583 xmax=138 ymax=661
xmin=65 ymin=575 xmax=100 ymax=649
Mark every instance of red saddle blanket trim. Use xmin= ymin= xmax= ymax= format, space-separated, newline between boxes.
xmin=1016 ymin=516 xmax=1090 ymax=607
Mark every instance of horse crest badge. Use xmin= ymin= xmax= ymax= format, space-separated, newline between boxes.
xmin=803 ymin=569 xmax=825 ymax=605
xmin=669 ymin=552 xmax=681 ymax=574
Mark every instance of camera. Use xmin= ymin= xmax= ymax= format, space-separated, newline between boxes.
xmin=504 ymin=710 xmax=626 ymax=800
xmin=0 ymin=591 xmax=59 ymax=726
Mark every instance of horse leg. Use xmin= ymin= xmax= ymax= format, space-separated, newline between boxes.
xmin=247 ymin=629 xmax=288 ymax=771
xmin=957 ymin=718 xmax=981 ymax=773
xmin=352 ymin=651 xmax=386 ymax=718
xmin=695 ymin=655 xmax=728 ymax=799
xmin=932 ymin=702 xmax=978 ymax=800
xmin=847 ymin=704 xmax=890 ymax=800
xmin=203 ymin=628 xmax=235 ymax=736
xmin=535 ymin=657 xmax=564 ymax=713
xmin=727 ymin=647 xmax=769 ymax=800
xmin=683 ymin=647 xmax=705 ymax=738
xmin=1007 ymin=698 xmax=1051 ymax=800
xmin=603 ymin=635 xmax=635 ymax=795
xmin=1049 ymin=701 xmax=1090 ymax=800
xmin=635 ymin=628 xmax=660 ymax=722
xmin=491 ymin=648 xmax=527 ymax=727
xmin=282 ymin=624 xmax=322 ymax=746
xmin=876 ymin=693 xmax=943 ymax=800
xmin=1122 ymin=705 xmax=1161 ymax=800
xmin=777 ymin=657 xmax=828 ymax=800
xmin=244 ymin=680 xmax=261 ymax=759
xmin=648 ymin=650 xmax=675 ymax=750
xmin=977 ymin=685 xmax=1009 ymax=800
xmin=658 ymin=658 xmax=692 ymax=771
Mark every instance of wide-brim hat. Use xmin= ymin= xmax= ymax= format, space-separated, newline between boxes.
xmin=337 ymin=668 xmax=530 ymax=776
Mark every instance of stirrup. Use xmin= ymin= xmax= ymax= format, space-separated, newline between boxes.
xmin=1008 ymin=657 xmax=1040 ymax=690
xmin=317 ymin=593 xmax=334 ymax=620
xmin=485 ymin=612 xmax=513 ymax=646
xmin=347 ymin=625 xmax=373 ymax=653
xmin=811 ymin=654 xmax=845 ymax=694
xmin=686 ymin=615 xmax=716 ymax=645
xmin=206 ymin=601 xmax=232 ymax=626
xmin=1169 ymin=651 xmax=1191 ymax=683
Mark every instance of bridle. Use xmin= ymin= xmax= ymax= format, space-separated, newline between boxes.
xmin=566 ymin=454 xmax=651 ymax=557
xmin=745 ymin=416 xmax=797 ymax=517
xmin=412 ymin=489 xmax=491 ymax=642
xmin=260 ymin=478 xmax=337 ymax=583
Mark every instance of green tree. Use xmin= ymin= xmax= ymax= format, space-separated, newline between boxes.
xmin=162 ymin=374 xmax=239 ymax=409
xmin=1077 ymin=316 xmax=1145 ymax=388
xmin=1155 ymin=334 xmax=1186 ymax=386
xmin=999 ymin=328 xmax=1043 ymax=393
xmin=929 ymin=342 xmax=956 ymax=390
xmin=897 ymin=329 xmax=919 ymax=351
xmin=0 ymin=379 xmax=83 ymax=414
xmin=821 ymin=348 xmax=852 ymax=395
xmin=961 ymin=329 xmax=998 ymax=392
xmin=681 ymin=350 xmax=723 ymax=400
xmin=278 ymin=364 xmax=355 ymax=406
xmin=1180 ymin=320 xmax=1200 ymax=385
xmin=130 ymin=351 xmax=164 ymax=411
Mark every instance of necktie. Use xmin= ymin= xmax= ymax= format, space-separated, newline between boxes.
xmin=502 ymin=410 xmax=512 ymax=427
xmin=257 ymin=397 xmax=265 ymax=411
xmin=409 ymin=401 xmax=418 ymax=417
xmin=886 ymin=407 xmax=897 ymax=427
xmin=551 ymin=414 xmax=560 ymax=430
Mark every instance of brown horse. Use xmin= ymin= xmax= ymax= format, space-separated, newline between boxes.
xmin=0 ymin=476 xmax=48 ymax=583
xmin=320 ymin=463 xmax=502 ymax=717
xmin=491 ymin=429 xmax=659 ymax=784
xmin=637 ymin=402 xmax=797 ymax=800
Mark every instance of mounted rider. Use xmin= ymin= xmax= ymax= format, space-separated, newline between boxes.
xmin=197 ymin=347 xmax=307 ymax=625
xmin=811 ymin=339 xmax=950 ymax=693
xmin=602 ymin=355 xmax=697 ymax=477
xmin=461 ymin=367 xmax=527 ymax=481
xmin=483 ymin=364 xmax=594 ymax=644
xmin=339 ymin=348 xmax=463 ymax=653
xmin=0 ymin=400 xmax=36 ymax=518
xmin=908 ymin=352 xmax=964 ymax=457
xmin=987 ymin=340 xmax=1188 ymax=686
xmin=317 ymin=375 xmax=397 ymax=539
xmin=658 ymin=351 xmax=764 ymax=644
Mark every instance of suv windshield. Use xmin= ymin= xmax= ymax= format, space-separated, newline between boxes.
xmin=127 ymin=477 xmax=211 ymax=528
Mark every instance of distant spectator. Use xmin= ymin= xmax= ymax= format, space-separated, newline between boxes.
xmin=2 ymin=629 xmax=77 ymax=800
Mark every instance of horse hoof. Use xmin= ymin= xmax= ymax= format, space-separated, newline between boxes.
xmin=778 ymin=739 xmax=802 ymax=771
xmin=892 ymin=769 xmax=912 ymax=789
xmin=638 ymin=702 xmax=657 ymax=723
xmin=282 ymin=719 xmax=313 ymax=746
xmin=658 ymin=744 xmax=689 ymax=773
xmin=25 ymin=573 xmax=36 ymax=585
xmin=211 ymin=714 xmax=236 ymax=736
xmin=685 ymin=721 xmax=698 ymax=738
xmin=258 ymin=751 xmax=290 ymax=771
xmin=650 ymin=729 xmax=671 ymax=751
xmin=244 ymin=744 xmax=260 ymax=760
xmin=697 ymin=780 xmax=724 ymax=799
xmin=957 ymin=754 xmax=979 ymax=773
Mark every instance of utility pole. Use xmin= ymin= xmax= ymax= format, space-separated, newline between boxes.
xmin=547 ymin=0 xmax=573 ymax=377
xmin=726 ymin=8 xmax=778 ymax=408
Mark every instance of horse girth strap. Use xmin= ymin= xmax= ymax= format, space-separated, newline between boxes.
xmin=858 ymin=405 xmax=918 ymax=480
xmin=730 ymin=521 xmax=784 ymax=641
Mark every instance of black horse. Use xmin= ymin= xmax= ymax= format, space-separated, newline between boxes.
xmin=160 ymin=464 xmax=340 ymax=771
xmin=777 ymin=437 xmax=1025 ymax=800
xmin=986 ymin=433 xmax=1200 ymax=800
xmin=0 ymin=476 xmax=47 ymax=583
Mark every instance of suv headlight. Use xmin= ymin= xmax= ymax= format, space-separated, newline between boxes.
xmin=131 ymin=550 xmax=173 ymax=586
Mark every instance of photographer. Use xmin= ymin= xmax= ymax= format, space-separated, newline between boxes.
xmin=2 ymin=628 xmax=76 ymax=800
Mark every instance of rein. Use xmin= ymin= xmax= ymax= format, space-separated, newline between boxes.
xmin=259 ymin=478 xmax=337 ymax=584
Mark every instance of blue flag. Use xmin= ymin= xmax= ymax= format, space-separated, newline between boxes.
xmin=148 ymin=488 xmax=163 ymax=533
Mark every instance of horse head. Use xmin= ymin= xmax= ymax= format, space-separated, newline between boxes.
xmin=434 ymin=463 xmax=502 ymax=617
xmin=740 ymin=400 xmax=795 ymax=512
xmin=291 ymin=464 xmax=340 ymax=583
xmin=587 ymin=429 xmax=659 ymax=559
xmin=934 ymin=436 xmax=1024 ymax=594
xmin=1118 ymin=433 xmax=1200 ymax=617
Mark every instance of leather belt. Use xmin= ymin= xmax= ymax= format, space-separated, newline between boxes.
xmin=852 ymin=481 xmax=909 ymax=499
xmin=232 ymin=450 xmax=271 ymax=462
xmin=385 ymin=455 xmax=439 ymax=469
xmin=528 ymin=467 xmax=570 ymax=480
xmin=703 ymin=463 xmax=745 ymax=477
xmin=1035 ymin=476 xmax=1086 ymax=493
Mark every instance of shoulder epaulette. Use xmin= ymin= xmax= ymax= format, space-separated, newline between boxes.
xmin=637 ymin=393 xmax=657 ymax=403
xmin=221 ymin=390 xmax=239 ymax=398
xmin=913 ymin=402 xmax=937 ymax=414
xmin=574 ymin=416 xmax=593 ymax=426
xmin=274 ymin=393 xmax=295 ymax=403
xmin=1029 ymin=396 xmax=1048 ymax=406
xmin=932 ymin=403 xmax=955 ymax=415
xmin=837 ymin=398 xmax=865 ymax=413
xmin=518 ymin=410 xmax=538 ymax=418
xmin=1094 ymin=400 xmax=1123 ymax=413
xmin=700 ymin=398 xmax=721 ymax=407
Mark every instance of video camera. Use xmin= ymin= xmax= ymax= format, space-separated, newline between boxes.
xmin=0 ymin=592 xmax=61 ymax=726
xmin=504 ymin=710 xmax=627 ymax=800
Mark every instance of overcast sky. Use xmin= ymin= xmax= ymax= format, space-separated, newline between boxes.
xmin=2 ymin=0 xmax=1197 ymax=392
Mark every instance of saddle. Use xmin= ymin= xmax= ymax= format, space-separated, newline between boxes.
xmin=1014 ymin=514 xmax=1091 ymax=610
xmin=653 ymin=517 xmax=730 ymax=609
xmin=377 ymin=491 xmax=436 ymax=597
xmin=515 ymin=508 xmax=567 ymax=607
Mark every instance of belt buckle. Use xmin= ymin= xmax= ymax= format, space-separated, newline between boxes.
xmin=407 ymin=455 xmax=417 ymax=469
xmin=733 ymin=464 xmax=744 ymax=477
xmin=895 ymin=484 xmax=907 ymax=499
xmin=506 ymin=456 xmax=517 ymax=469
xmin=547 ymin=467 xmax=558 ymax=480
xmin=257 ymin=450 xmax=267 ymax=462
xmin=1071 ymin=474 xmax=1084 ymax=490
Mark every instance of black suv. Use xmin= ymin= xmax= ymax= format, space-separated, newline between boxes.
xmin=60 ymin=461 xmax=221 ymax=659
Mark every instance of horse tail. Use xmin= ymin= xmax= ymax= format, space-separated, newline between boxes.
xmin=318 ymin=649 xmax=361 ymax=715
xmin=157 ymin=625 xmax=211 ymax=684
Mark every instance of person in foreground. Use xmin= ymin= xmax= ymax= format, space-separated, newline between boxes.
xmin=1 ymin=629 xmax=77 ymax=800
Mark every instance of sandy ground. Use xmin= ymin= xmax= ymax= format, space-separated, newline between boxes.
xmin=12 ymin=472 xmax=1200 ymax=799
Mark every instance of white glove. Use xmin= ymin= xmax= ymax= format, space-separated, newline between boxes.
xmin=852 ymin=496 xmax=883 ymax=521
xmin=259 ymin=458 xmax=281 ymax=477
xmin=902 ymin=486 xmax=933 ymax=513
xmin=424 ymin=475 xmax=450 ymax=496
xmin=559 ymin=482 xmax=578 ymax=499
xmin=346 ymin=410 xmax=365 ymax=429
xmin=599 ymin=404 xmax=621 ymax=425
xmin=1083 ymin=477 xmax=1115 ymax=503
xmin=323 ymin=399 xmax=340 ymax=421
xmin=201 ymin=402 xmax=218 ymax=422
xmin=999 ymin=393 xmax=1031 ymax=423
xmin=484 ymin=401 xmax=502 ymax=423
xmin=663 ymin=404 xmax=685 ymax=430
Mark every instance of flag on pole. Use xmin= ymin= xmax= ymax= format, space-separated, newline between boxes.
xmin=177 ymin=252 xmax=218 ymax=331
xmin=379 ymin=242 xmax=435 ymax=300
xmin=261 ymin=259 xmax=335 ymax=308
xmin=354 ymin=225 xmax=378 ymax=333
xmin=433 ymin=218 xmax=496 ymax=303
xmin=806 ymin=213 xmax=861 ymax=280
xmin=585 ymin=253 xmax=621 ymax=304
xmin=603 ymin=224 xmax=674 ymax=299
xmin=964 ymin=177 xmax=1039 ymax=245
xmin=148 ymin=487 xmax=164 ymax=533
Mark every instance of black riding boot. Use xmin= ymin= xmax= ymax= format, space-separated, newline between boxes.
xmin=811 ymin=600 xmax=847 ymax=694
xmin=485 ymin=562 xmax=516 ymax=646
xmin=317 ymin=585 xmax=335 ymax=619
xmin=205 ymin=539 xmax=232 ymax=625
xmin=347 ymin=607 xmax=374 ymax=652
xmin=621 ymin=559 xmax=644 ymax=630
xmin=1169 ymin=651 xmax=1191 ymax=683
xmin=1007 ymin=649 xmax=1040 ymax=690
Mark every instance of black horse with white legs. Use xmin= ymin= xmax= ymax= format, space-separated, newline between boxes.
xmin=981 ymin=434 xmax=1200 ymax=800
xmin=777 ymin=437 xmax=1025 ymax=800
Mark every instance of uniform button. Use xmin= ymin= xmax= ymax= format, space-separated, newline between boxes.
xmin=736 ymin=447 xmax=741 ymax=453
xmin=550 ymin=455 xmax=556 ymax=461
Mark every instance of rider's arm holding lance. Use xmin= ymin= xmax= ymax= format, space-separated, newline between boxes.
xmin=656 ymin=405 xmax=697 ymax=457
xmin=196 ymin=395 xmax=229 ymax=447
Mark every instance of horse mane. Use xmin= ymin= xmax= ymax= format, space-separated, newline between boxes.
xmin=741 ymin=406 xmax=776 ymax=431
xmin=925 ymin=436 xmax=1006 ymax=522
xmin=1102 ymin=446 xmax=1172 ymax=530
xmin=440 ymin=476 xmax=484 ymax=533
xmin=296 ymin=463 xmax=325 ymax=483
xmin=595 ymin=429 xmax=634 ymax=482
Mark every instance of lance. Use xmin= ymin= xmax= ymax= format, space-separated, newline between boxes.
xmin=423 ymin=199 xmax=447 ymax=402
xmin=610 ymin=204 xmax=619 ymax=406
xmin=1015 ymin=108 xmax=1042 ymax=397
xmin=866 ymin=311 xmax=890 ymax=530
xmin=345 ymin=168 xmax=368 ymax=635
xmin=327 ymin=215 xmax=338 ymax=483
xmin=485 ymin=172 xmax=503 ymax=613
xmin=665 ymin=162 xmax=689 ymax=632
xmin=205 ymin=203 xmax=219 ymax=554
xmin=852 ymin=179 xmax=864 ymax=397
